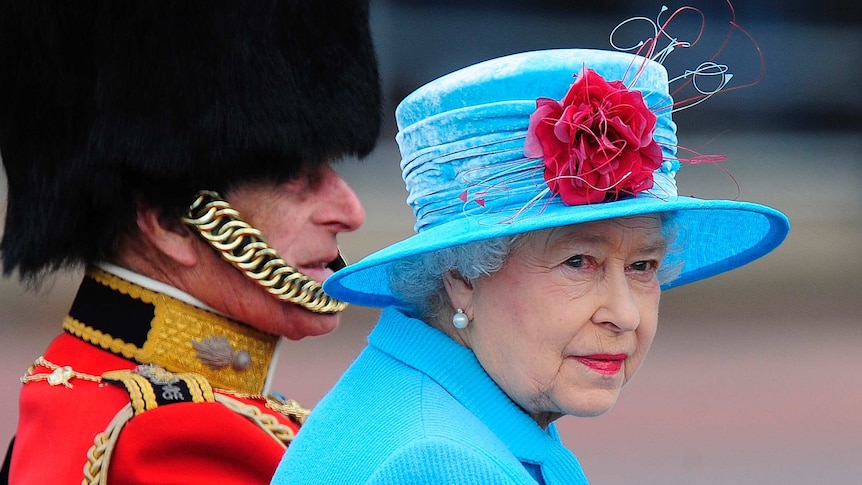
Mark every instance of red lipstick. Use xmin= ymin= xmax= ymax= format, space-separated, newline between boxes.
xmin=574 ymin=354 xmax=626 ymax=375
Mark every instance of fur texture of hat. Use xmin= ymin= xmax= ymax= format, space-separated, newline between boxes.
xmin=0 ymin=1 xmax=381 ymax=281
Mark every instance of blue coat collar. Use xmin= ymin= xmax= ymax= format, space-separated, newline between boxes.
xmin=369 ymin=307 xmax=589 ymax=484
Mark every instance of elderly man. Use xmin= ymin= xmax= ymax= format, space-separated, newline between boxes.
xmin=0 ymin=1 xmax=380 ymax=484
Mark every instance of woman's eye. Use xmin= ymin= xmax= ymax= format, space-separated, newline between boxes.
xmin=629 ymin=260 xmax=657 ymax=272
xmin=565 ymin=255 xmax=587 ymax=268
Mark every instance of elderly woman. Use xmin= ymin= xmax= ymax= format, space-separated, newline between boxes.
xmin=271 ymin=36 xmax=790 ymax=485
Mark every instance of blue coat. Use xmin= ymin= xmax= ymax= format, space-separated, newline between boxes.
xmin=271 ymin=307 xmax=589 ymax=484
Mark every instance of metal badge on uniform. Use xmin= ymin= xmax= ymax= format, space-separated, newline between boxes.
xmin=192 ymin=336 xmax=252 ymax=371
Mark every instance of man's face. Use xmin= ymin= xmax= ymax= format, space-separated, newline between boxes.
xmin=189 ymin=165 xmax=365 ymax=339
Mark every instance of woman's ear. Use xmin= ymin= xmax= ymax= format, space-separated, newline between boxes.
xmin=443 ymin=270 xmax=475 ymax=319
xmin=135 ymin=205 xmax=199 ymax=267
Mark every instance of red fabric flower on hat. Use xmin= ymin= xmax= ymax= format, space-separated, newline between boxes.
xmin=525 ymin=68 xmax=663 ymax=205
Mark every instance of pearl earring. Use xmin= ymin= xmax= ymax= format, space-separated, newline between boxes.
xmin=452 ymin=308 xmax=469 ymax=329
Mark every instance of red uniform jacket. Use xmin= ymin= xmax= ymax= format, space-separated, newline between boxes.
xmin=7 ymin=267 xmax=305 ymax=484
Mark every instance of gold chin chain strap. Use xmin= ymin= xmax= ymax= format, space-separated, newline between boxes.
xmin=182 ymin=190 xmax=347 ymax=314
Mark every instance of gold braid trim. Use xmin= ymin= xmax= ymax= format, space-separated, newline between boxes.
xmin=64 ymin=317 xmax=140 ymax=361
xmin=185 ymin=373 xmax=217 ymax=403
xmin=182 ymin=190 xmax=348 ymax=314
xmin=101 ymin=368 xmax=216 ymax=416
xmin=213 ymin=394 xmax=295 ymax=449
xmin=217 ymin=389 xmax=310 ymax=426
xmin=82 ymin=403 xmax=134 ymax=485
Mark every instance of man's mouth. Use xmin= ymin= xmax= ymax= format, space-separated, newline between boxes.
xmin=326 ymin=253 xmax=347 ymax=272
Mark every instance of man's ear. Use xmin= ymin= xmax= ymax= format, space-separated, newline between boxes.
xmin=443 ymin=270 xmax=475 ymax=319
xmin=135 ymin=205 xmax=199 ymax=267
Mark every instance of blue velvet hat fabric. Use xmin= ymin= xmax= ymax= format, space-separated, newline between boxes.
xmin=325 ymin=49 xmax=790 ymax=308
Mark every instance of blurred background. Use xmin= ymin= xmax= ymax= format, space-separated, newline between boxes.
xmin=2 ymin=1 xmax=860 ymax=483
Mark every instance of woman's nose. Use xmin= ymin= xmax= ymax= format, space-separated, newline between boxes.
xmin=591 ymin=270 xmax=640 ymax=333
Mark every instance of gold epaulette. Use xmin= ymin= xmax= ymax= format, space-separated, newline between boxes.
xmin=84 ymin=365 xmax=215 ymax=484
xmin=101 ymin=364 xmax=215 ymax=416
xmin=83 ymin=364 xmax=298 ymax=485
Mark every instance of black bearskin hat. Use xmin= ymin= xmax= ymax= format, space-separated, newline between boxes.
xmin=0 ymin=1 xmax=382 ymax=281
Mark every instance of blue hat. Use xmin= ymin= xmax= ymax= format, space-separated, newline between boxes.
xmin=325 ymin=48 xmax=790 ymax=308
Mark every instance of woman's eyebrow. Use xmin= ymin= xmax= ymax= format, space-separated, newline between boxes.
xmin=638 ymin=237 xmax=668 ymax=255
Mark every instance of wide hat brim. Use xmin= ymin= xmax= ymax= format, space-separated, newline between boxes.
xmin=325 ymin=194 xmax=790 ymax=308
